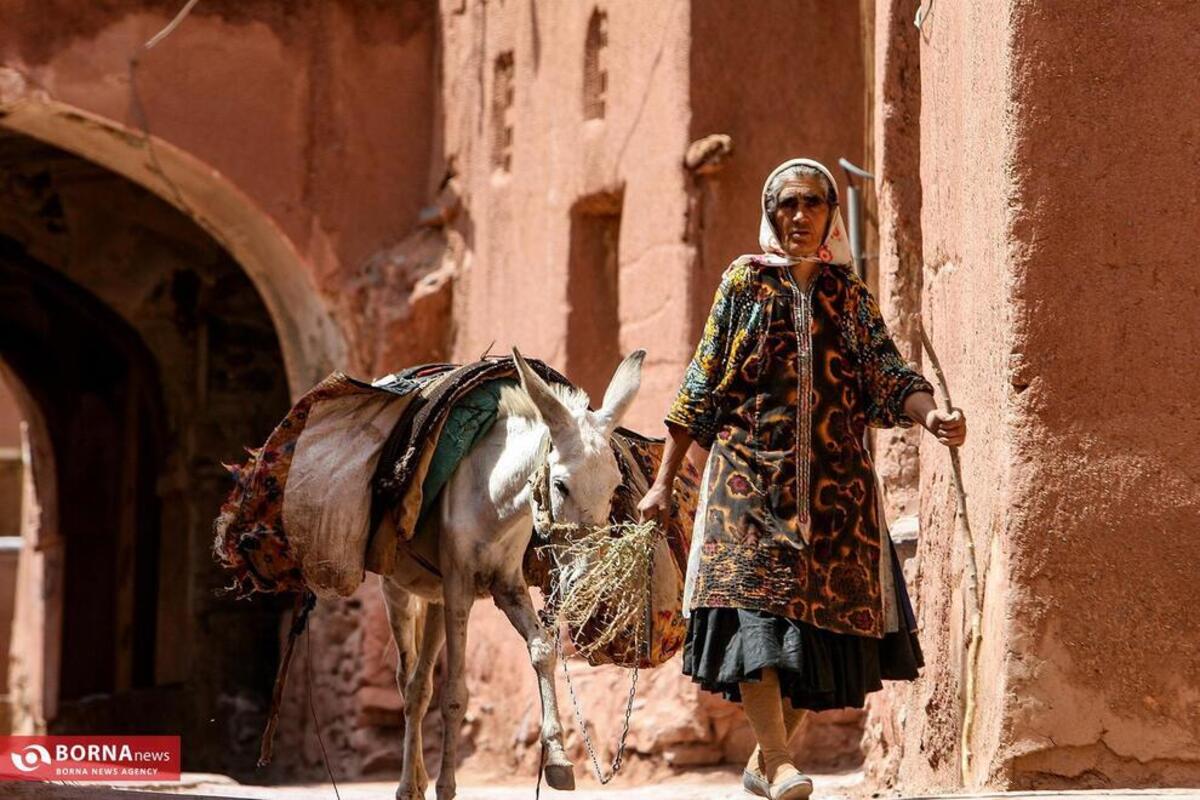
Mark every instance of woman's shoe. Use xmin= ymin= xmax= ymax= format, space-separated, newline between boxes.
xmin=744 ymin=752 xmax=814 ymax=800
xmin=768 ymin=768 xmax=814 ymax=800
xmin=742 ymin=763 xmax=769 ymax=797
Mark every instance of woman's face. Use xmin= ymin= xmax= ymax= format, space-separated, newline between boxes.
xmin=771 ymin=176 xmax=832 ymax=257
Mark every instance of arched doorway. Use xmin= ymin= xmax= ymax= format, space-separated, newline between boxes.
xmin=0 ymin=125 xmax=302 ymax=773
xmin=0 ymin=241 xmax=168 ymax=705
xmin=0 ymin=85 xmax=346 ymax=396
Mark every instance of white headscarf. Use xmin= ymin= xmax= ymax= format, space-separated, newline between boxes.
xmin=755 ymin=157 xmax=853 ymax=268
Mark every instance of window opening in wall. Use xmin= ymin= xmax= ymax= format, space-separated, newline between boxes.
xmin=566 ymin=191 xmax=623 ymax=403
xmin=583 ymin=9 xmax=608 ymax=120
xmin=492 ymin=51 xmax=516 ymax=172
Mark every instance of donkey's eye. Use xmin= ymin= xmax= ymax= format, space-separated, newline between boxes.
xmin=553 ymin=479 xmax=570 ymax=498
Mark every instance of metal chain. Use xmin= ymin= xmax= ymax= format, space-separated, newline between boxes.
xmin=550 ymin=526 xmax=656 ymax=785
xmin=529 ymin=436 xmax=663 ymax=785
xmin=555 ymin=630 xmax=638 ymax=784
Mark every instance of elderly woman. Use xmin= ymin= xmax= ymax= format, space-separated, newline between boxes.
xmin=638 ymin=158 xmax=966 ymax=800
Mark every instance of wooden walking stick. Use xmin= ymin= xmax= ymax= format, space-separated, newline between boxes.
xmin=917 ymin=321 xmax=981 ymax=785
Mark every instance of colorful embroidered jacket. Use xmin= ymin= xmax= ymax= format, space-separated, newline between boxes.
xmin=666 ymin=256 xmax=934 ymax=637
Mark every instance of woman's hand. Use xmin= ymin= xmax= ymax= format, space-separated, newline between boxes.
xmin=637 ymin=481 xmax=673 ymax=525
xmin=638 ymin=422 xmax=694 ymax=525
xmin=925 ymin=407 xmax=967 ymax=447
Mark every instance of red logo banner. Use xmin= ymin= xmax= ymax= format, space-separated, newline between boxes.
xmin=0 ymin=736 xmax=181 ymax=782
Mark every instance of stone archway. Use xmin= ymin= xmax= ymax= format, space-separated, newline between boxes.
xmin=0 ymin=120 xmax=323 ymax=773
xmin=0 ymin=74 xmax=347 ymax=397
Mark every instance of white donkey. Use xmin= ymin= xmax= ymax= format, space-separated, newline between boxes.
xmin=378 ymin=347 xmax=644 ymax=800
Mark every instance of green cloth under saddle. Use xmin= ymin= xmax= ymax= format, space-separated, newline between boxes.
xmin=417 ymin=378 xmax=517 ymax=525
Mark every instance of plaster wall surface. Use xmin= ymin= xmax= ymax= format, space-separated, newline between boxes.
xmin=894 ymin=0 xmax=1200 ymax=792
xmin=687 ymin=0 xmax=865 ymax=334
xmin=996 ymin=0 xmax=1200 ymax=789
xmin=867 ymin=0 xmax=924 ymax=524
xmin=861 ymin=0 xmax=927 ymax=789
xmin=895 ymin=0 xmax=1022 ymax=793
xmin=439 ymin=0 xmax=695 ymax=435
xmin=0 ymin=0 xmax=435 ymax=293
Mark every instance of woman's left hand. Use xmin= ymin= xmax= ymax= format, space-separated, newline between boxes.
xmin=925 ymin=407 xmax=967 ymax=447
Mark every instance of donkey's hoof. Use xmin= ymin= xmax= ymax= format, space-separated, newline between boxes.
xmin=544 ymin=762 xmax=576 ymax=791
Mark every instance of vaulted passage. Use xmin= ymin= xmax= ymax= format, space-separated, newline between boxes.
xmin=0 ymin=240 xmax=167 ymax=701
xmin=0 ymin=129 xmax=291 ymax=773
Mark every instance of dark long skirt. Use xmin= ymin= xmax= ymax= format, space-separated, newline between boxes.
xmin=681 ymin=539 xmax=923 ymax=711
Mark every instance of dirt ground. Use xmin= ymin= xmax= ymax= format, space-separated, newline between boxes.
xmin=5 ymin=772 xmax=1200 ymax=800
xmin=158 ymin=767 xmax=862 ymax=799
xmin=2 ymin=767 xmax=857 ymax=800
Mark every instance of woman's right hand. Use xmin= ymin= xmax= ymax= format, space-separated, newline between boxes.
xmin=639 ymin=422 xmax=693 ymax=525
xmin=637 ymin=481 xmax=673 ymax=525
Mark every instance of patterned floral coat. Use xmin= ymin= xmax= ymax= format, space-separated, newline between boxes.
xmin=666 ymin=256 xmax=933 ymax=638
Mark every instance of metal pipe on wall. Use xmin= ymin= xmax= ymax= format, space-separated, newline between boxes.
xmin=838 ymin=157 xmax=875 ymax=282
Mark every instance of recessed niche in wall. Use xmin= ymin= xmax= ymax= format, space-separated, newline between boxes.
xmin=492 ymin=51 xmax=516 ymax=172
xmin=566 ymin=191 xmax=623 ymax=403
xmin=583 ymin=9 xmax=608 ymax=120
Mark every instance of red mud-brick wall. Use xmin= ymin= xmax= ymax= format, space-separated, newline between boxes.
xmin=996 ymin=0 xmax=1200 ymax=789
xmin=438 ymin=0 xmax=696 ymax=435
xmin=0 ymin=0 xmax=439 ymax=381
xmin=892 ymin=0 xmax=1024 ymax=793
xmin=891 ymin=0 xmax=1200 ymax=793
xmin=867 ymin=0 xmax=925 ymax=525
xmin=861 ymin=0 xmax=927 ymax=790
xmin=686 ymin=0 xmax=867 ymax=339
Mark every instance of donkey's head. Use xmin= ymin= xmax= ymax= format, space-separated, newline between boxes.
xmin=507 ymin=347 xmax=644 ymax=528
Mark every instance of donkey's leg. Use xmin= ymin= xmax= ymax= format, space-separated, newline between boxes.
xmin=436 ymin=569 xmax=472 ymax=800
xmin=492 ymin=581 xmax=576 ymax=791
xmin=382 ymin=579 xmax=427 ymax=800
xmin=381 ymin=578 xmax=418 ymax=699
xmin=398 ymin=602 xmax=444 ymax=800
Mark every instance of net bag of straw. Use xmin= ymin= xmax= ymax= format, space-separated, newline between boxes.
xmin=525 ymin=432 xmax=701 ymax=669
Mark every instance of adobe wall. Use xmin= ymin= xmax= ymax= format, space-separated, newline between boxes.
xmin=866 ymin=0 xmax=924 ymax=525
xmin=0 ymin=0 xmax=435 ymax=297
xmin=0 ymin=0 xmax=439 ymax=389
xmin=860 ymin=0 xmax=926 ymax=788
xmin=439 ymin=0 xmax=695 ymax=433
xmin=890 ymin=0 xmax=1200 ymax=792
xmin=996 ymin=0 xmax=1200 ymax=788
xmin=687 ymin=0 xmax=866 ymax=334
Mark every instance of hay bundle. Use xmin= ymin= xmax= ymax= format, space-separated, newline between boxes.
xmin=538 ymin=520 xmax=661 ymax=662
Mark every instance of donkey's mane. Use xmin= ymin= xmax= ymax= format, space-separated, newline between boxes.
xmin=498 ymin=382 xmax=591 ymax=421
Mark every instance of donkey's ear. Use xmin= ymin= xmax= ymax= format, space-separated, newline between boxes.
xmin=595 ymin=349 xmax=645 ymax=436
xmin=512 ymin=347 xmax=575 ymax=437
